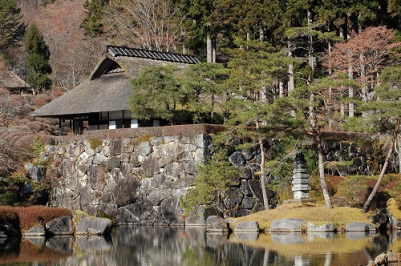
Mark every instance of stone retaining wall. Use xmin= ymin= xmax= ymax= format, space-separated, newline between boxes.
xmin=40 ymin=127 xmax=398 ymax=226
xmin=43 ymin=125 xmax=273 ymax=225
xmin=43 ymin=131 xmax=209 ymax=226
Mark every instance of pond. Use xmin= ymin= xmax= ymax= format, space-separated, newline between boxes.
xmin=0 ymin=226 xmax=398 ymax=266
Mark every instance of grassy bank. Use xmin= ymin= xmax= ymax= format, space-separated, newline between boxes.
xmin=229 ymin=202 xmax=374 ymax=231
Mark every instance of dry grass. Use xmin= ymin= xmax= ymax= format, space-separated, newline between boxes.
xmin=0 ymin=206 xmax=19 ymax=224
xmin=0 ymin=206 xmax=72 ymax=232
xmin=229 ymin=202 xmax=372 ymax=231
xmin=387 ymin=198 xmax=401 ymax=219
xmin=15 ymin=206 xmax=72 ymax=231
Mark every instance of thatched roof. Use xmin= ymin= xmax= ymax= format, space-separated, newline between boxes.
xmin=32 ymin=73 xmax=131 ymax=117
xmin=0 ymin=70 xmax=29 ymax=89
xmin=32 ymin=46 xmax=199 ymax=118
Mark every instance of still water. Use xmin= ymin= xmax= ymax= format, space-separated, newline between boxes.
xmin=0 ymin=225 xmax=399 ymax=266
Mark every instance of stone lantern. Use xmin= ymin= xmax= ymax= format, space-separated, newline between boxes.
xmin=292 ymin=151 xmax=312 ymax=201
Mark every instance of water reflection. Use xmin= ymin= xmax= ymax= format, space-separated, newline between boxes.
xmin=0 ymin=226 xmax=398 ymax=266
xmin=230 ymin=231 xmax=388 ymax=266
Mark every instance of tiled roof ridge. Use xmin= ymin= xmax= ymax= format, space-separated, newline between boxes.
xmin=106 ymin=45 xmax=200 ymax=64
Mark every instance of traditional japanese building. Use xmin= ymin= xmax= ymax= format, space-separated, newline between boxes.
xmin=31 ymin=45 xmax=200 ymax=134
xmin=0 ymin=62 xmax=30 ymax=94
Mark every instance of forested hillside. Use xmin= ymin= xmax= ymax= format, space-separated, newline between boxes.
xmin=1 ymin=0 xmax=401 ymax=210
xmin=6 ymin=0 xmax=401 ymax=92
xmin=15 ymin=0 xmax=102 ymax=91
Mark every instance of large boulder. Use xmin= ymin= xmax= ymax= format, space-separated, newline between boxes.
xmin=206 ymin=215 xmax=229 ymax=233
xmin=0 ymin=225 xmax=18 ymax=238
xmin=307 ymin=222 xmax=335 ymax=232
xmin=25 ymin=163 xmax=45 ymax=182
xmin=233 ymin=221 xmax=259 ymax=232
xmin=345 ymin=221 xmax=377 ymax=232
xmin=184 ymin=206 xmax=206 ymax=226
xmin=24 ymin=225 xmax=46 ymax=236
xmin=229 ymin=152 xmax=246 ymax=168
xmin=46 ymin=216 xmax=74 ymax=235
xmin=270 ymin=218 xmax=305 ymax=232
xmin=73 ymin=211 xmax=112 ymax=235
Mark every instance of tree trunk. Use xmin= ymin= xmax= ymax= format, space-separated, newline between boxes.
xmin=309 ymin=93 xmax=315 ymax=127
xmin=398 ymin=137 xmax=401 ymax=174
xmin=288 ymin=41 xmax=294 ymax=94
xmin=360 ymin=53 xmax=367 ymax=104
xmin=279 ymin=81 xmax=284 ymax=98
xmin=340 ymin=103 xmax=345 ymax=119
xmin=346 ymin=13 xmax=352 ymax=40
xmin=327 ymin=40 xmax=334 ymax=129
xmin=362 ymin=121 xmax=399 ymax=213
xmin=259 ymin=27 xmax=264 ymax=42
xmin=317 ymin=136 xmax=333 ymax=209
xmin=307 ymin=9 xmax=314 ymax=79
xmin=346 ymin=14 xmax=354 ymax=117
xmin=212 ymin=38 xmax=216 ymax=63
xmin=259 ymin=139 xmax=269 ymax=210
xmin=348 ymin=64 xmax=354 ymax=117
xmin=211 ymin=94 xmax=215 ymax=122
xmin=207 ymin=33 xmax=213 ymax=63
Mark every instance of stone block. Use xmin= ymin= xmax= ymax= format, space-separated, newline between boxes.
xmin=206 ymin=215 xmax=229 ymax=233
xmin=233 ymin=221 xmax=259 ymax=232
xmin=270 ymin=218 xmax=305 ymax=232
xmin=73 ymin=211 xmax=112 ymax=235
xmin=345 ymin=221 xmax=377 ymax=232
xmin=24 ymin=225 xmax=46 ymax=236
xmin=307 ymin=222 xmax=335 ymax=232
xmin=46 ymin=216 xmax=74 ymax=235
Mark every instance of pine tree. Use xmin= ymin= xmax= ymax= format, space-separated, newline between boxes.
xmin=180 ymin=62 xmax=227 ymax=123
xmin=0 ymin=0 xmax=25 ymax=55
xmin=181 ymin=146 xmax=239 ymax=214
xmin=358 ymin=66 xmax=401 ymax=212
xmin=25 ymin=23 xmax=52 ymax=94
xmin=80 ymin=0 xmax=109 ymax=38
xmin=178 ymin=0 xmax=218 ymax=62
xmin=220 ymin=38 xmax=291 ymax=209
xmin=130 ymin=65 xmax=183 ymax=124
xmin=268 ymin=73 xmax=360 ymax=209
xmin=388 ymin=0 xmax=401 ymax=20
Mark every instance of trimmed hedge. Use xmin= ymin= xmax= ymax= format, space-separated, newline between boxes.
xmin=0 ymin=206 xmax=72 ymax=232
xmin=54 ymin=123 xmax=225 ymax=144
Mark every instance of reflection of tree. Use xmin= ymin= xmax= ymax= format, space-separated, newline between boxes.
xmin=229 ymin=232 xmax=393 ymax=265
xmin=324 ymin=251 xmax=332 ymax=266
xmin=4 ymin=227 xmax=399 ymax=265
xmin=180 ymin=244 xmax=225 ymax=266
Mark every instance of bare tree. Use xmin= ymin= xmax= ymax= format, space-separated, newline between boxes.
xmin=19 ymin=0 xmax=104 ymax=91
xmin=323 ymin=27 xmax=398 ymax=109
xmin=105 ymin=0 xmax=185 ymax=52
